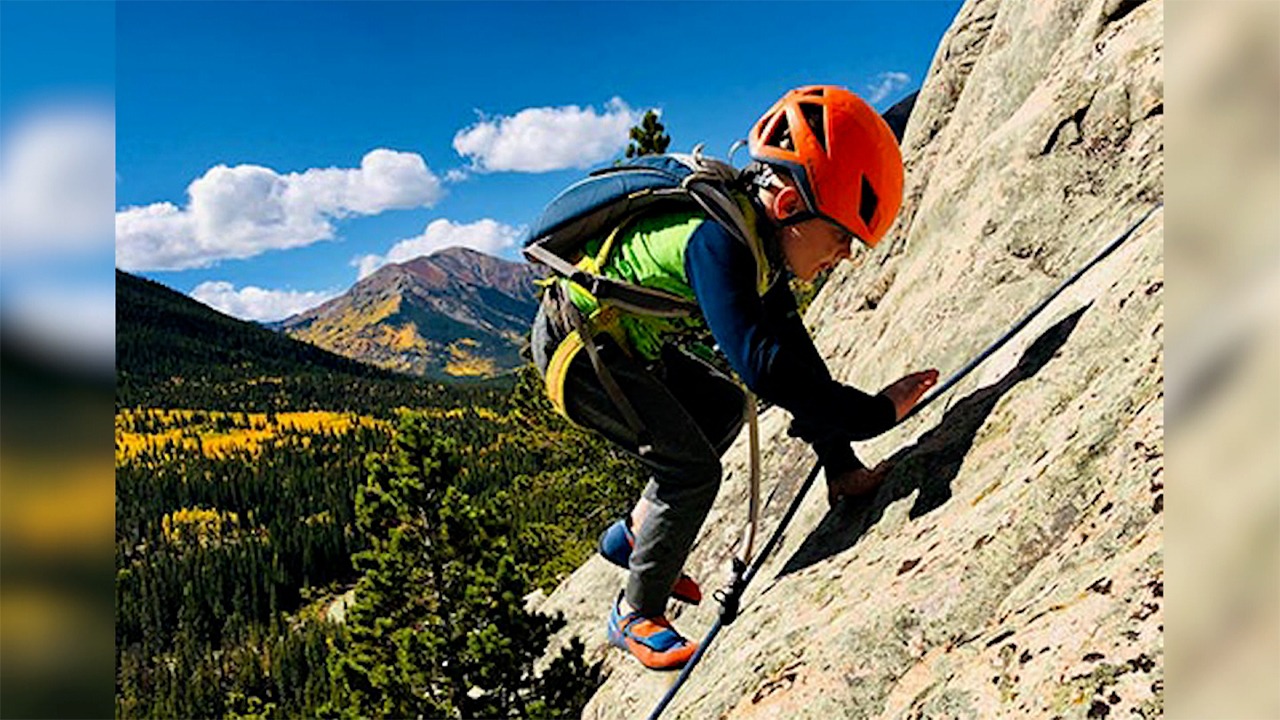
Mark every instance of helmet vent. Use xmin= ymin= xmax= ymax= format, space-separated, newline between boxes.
xmin=765 ymin=112 xmax=794 ymax=151
xmin=799 ymin=103 xmax=827 ymax=153
xmin=799 ymin=87 xmax=825 ymax=97
xmin=859 ymin=175 xmax=879 ymax=226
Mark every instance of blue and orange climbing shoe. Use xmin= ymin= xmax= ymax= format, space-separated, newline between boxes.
xmin=606 ymin=592 xmax=699 ymax=671
xmin=598 ymin=518 xmax=703 ymax=605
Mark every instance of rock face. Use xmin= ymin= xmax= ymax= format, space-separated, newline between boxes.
xmin=279 ymin=247 xmax=544 ymax=379
xmin=539 ymin=0 xmax=1164 ymax=717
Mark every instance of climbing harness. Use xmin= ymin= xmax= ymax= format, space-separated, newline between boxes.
xmin=646 ymin=202 xmax=1164 ymax=720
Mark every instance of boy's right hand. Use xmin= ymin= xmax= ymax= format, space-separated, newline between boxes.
xmin=880 ymin=369 xmax=939 ymax=421
xmin=827 ymin=461 xmax=891 ymax=506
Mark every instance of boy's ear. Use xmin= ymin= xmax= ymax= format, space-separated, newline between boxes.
xmin=773 ymin=185 xmax=804 ymax=221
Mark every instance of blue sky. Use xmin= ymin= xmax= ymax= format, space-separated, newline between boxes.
xmin=114 ymin=1 xmax=961 ymax=321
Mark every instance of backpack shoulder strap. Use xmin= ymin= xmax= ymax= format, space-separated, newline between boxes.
xmin=664 ymin=147 xmax=754 ymax=246
xmin=671 ymin=148 xmax=781 ymax=296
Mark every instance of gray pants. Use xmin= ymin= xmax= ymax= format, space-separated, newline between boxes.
xmin=531 ymin=304 xmax=745 ymax=616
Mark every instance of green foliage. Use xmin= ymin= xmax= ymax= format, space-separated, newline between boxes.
xmin=113 ymin=386 xmax=632 ymax=718
xmin=625 ymin=109 xmax=671 ymax=158
xmin=115 ymin=421 xmax=378 ymax=719
xmin=114 ymin=364 xmax=642 ymax=717
xmin=326 ymin=413 xmax=601 ymax=718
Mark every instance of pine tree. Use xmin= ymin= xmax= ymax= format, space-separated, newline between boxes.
xmin=625 ymin=110 xmax=671 ymax=158
xmin=326 ymin=412 xmax=599 ymax=718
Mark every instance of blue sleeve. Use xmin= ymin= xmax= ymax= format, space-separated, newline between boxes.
xmin=684 ymin=221 xmax=898 ymax=464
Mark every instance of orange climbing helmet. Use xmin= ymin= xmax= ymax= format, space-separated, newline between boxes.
xmin=748 ymin=85 xmax=904 ymax=248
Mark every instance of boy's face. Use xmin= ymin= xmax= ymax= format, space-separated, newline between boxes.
xmin=780 ymin=218 xmax=856 ymax=282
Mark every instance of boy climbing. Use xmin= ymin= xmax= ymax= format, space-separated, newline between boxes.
xmin=528 ymin=86 xmax=938 ymax=670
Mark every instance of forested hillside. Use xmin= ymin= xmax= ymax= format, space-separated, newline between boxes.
xmin=116 ymin=270 xmax=502 ymax=414
xmin=115 ymin=273 xmax=646 ymax=717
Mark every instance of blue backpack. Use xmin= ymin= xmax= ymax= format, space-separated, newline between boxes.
xmin=522 ymin=148 xmax=757 ymax=317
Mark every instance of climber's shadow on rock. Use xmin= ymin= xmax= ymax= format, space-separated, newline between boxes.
xmin=777 ymin=305 xmax=1089 ymax=579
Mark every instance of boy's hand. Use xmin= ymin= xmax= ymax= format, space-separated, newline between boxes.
xmin=827 ymin=461 xmax=891 ymax=507
xmin=880 ymin=369 xmax=940 ymax=421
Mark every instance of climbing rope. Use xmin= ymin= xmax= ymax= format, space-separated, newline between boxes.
xmin=646 ymin=202 xmax=1163 ymax=720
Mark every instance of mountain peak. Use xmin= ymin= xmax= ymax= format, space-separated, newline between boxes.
xmin=280 ymin=247 xmax=544 ymax=379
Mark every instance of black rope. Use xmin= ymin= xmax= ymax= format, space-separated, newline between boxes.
xmin=645 ymin=202 xmax=1162 ymax=720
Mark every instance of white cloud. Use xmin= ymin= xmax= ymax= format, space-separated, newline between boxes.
xmin=189 ymin=281 xmax=341 ymax=322
xmin=0 ymin=103 xmax=116 ymax=259
xmin=115 ymin=149 xmax=445 ymax=271
xmin=866 ymin=71 xmax=912 ymax=105
xmin=444 ymin=168 xmax=471 ymax=183
xmin=452 ymin=97 xmax=642 ymax=172
xmin=354 ymin=218 xmax=522 ymax=279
